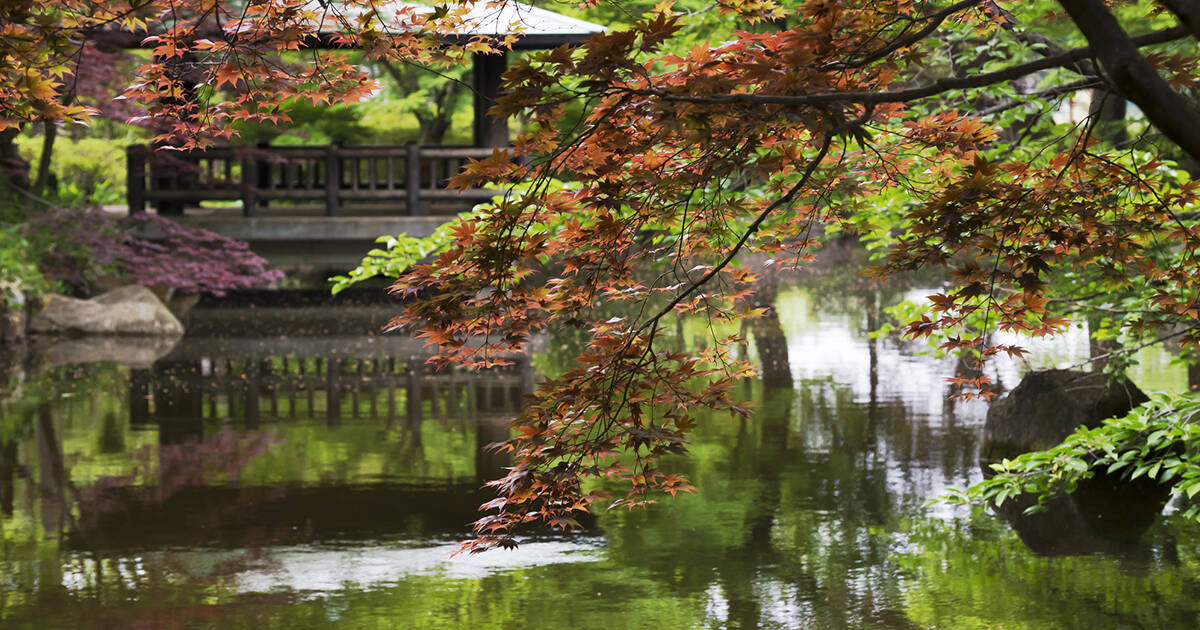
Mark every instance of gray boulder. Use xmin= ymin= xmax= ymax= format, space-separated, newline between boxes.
xmin=982 ymin=369 xmax=1147 ymax=465
xmin=30 ymin=285 xmax=184 ymax=336
xmin=982 ymin=369 xmax=1168 ymax=554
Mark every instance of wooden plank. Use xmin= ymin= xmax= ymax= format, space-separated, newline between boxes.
xmin=407 ymin=144 xmax=420 ymax=216
xmin=268 ymin=147 xmax=326 ymax=159
xmin=420 ymin=147 xmax=497 ymax=159
xmin=144 ymin=189 xmax=242 ymax=201
xmin=255 ymin=189 xmax=328 ymax=200
xmin=338 ymin=146 xmax=409 ymax=157
xmin=422 ymin=188 xmax=506 ymax=200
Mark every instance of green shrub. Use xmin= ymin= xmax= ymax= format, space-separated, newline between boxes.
xmin=0 ymin=225 xmax=47 ymax=309
xmin=14 ymin=134 xmax=133 ymax=206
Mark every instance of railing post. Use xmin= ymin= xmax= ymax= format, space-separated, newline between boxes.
xmin=126 ymin=145 xmax=146 ymax=216
xmin=406 ymin=143 xmax=420 ymax=216
xmin=256 ymin=141 xmax=272 ymax=212
xmin=325 ymin=144 xmax=341 ymax=216
xmin=241 ymin=148 xmax=258 ymax=218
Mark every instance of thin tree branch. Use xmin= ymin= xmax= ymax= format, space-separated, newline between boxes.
xmin=633 ymin=126 xmax=843 ymax=337
xmin=825 ymin=0 xmax=987 ymax=71
xmin=625 ymin=26 xmax=1188 ymax=108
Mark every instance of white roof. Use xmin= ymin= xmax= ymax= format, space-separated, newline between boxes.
xmin=325 ymin=1 xmax=604 ymax=40
xmin=433 ymin=0 xmax=604 ymax=37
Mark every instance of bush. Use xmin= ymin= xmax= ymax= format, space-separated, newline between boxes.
xmin=22 ymin=207 xmax=283 ymax=297
xmin=0 ymin=225 xmax=47 ymax=309
xmin=14 ymin=134 xmax=134 ymax=206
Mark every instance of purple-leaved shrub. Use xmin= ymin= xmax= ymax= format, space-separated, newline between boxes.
xmin=24 ymin=207 xmax=283 ymax=296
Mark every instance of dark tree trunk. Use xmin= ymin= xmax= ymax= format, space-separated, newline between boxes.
xmin=33 ymin=121 xmax=57 ymax=195
xmin=0 ymin=127 xmax=30 ymax=193
xmin=1059 ymin=0 xmax=1200 ymax=162
xmin=1158 ymin=0 xmax=1200 ymax=40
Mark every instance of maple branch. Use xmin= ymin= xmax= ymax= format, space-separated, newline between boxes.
xmin=825 ymin=0 xmax=986 ymax=71
xmin=976 ymin=77 xmax=1104 ymax=116
xmin=634 ymin=130 xmax=839 ymax=338
xmin=627 ymin=26 xmax=1189 ymax=108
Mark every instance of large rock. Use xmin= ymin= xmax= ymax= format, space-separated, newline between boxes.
xmin=982 ymin=369 xmax=1148 ymax=465
xmin=982 ymin=369 xmax=1168 ymax=555
xmin=30 ymin=285 xmax=184 ymax=336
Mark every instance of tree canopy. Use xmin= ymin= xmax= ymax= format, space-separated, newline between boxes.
xmin=5 ymin=0 xmax=1200 ymax=551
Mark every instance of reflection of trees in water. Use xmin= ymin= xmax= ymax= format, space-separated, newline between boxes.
xmin=591 ymin=252 xmax=1186 ymax=627
xmin=746 ymin=266 xmax=793 ymax=389
xmin=1 ymin=347 xmax=532 ymax=555
xmin=600 ymin=357 xmax=981 ymax=628
xmin=586 ymin=243 xmax=1019 ymax=624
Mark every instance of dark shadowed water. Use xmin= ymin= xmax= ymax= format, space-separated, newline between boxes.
xmin=2 ymin=270 xmax=1199 ymax=629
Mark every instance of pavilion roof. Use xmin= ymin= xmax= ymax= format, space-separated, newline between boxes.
xmin=102 ymin=1 xmax=604 ymax=50
xmin=336 ymin=0 xmax=605 ymax=48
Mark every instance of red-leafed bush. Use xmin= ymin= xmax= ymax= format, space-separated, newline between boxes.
xmin=23 ymin=207 xmax=282 ymax=297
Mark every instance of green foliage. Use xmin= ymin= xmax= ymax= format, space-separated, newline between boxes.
xmin=236 ymin=99 xmax=370 ymax=145
xmin=14 ymin=134 xmax=137 ymax=206
xmin=0 ymin=224 xmax=47 ymax=309
xmin=329 ymin=217 xmax=464 ymax=294
xmin=332 ymin=182 xmax=575 ymax=293
xmin=235 ymin=62 xmax=474 ymax=147
xmin=948 ymin=392 xmax=1200 ymax=518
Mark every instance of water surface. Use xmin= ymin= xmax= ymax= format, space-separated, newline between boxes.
xmin=2 ymin=272 xmax=1199 ymax=629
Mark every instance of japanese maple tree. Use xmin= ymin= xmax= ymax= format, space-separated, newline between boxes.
xmin=6 ymin=0 xmax=1200 ymax=550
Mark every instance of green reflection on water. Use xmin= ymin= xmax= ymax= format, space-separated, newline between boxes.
xmin=1 ymin=278 xmax=1199 ymax=629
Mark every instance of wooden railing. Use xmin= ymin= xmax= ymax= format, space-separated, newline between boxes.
xmin=127 ymin=144 xmax=506 ymax=217
xmin=130 ymin=353 xmax=533 ymax=427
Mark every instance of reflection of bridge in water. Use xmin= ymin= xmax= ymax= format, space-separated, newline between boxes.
xmin=131 ymin=335 xmax=535 ymax=432
xmin=8 ymin=327 xmax=546 ymax=552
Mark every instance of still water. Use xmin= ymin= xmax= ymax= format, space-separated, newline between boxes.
xmin=2 ymin=270 xmax=1199 ymax=629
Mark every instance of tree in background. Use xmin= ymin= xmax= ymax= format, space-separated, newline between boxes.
xmin=375 ymin=59 xmax=468 ymax=145
xmin=4 ymin=0 xmax=1200 ymax=550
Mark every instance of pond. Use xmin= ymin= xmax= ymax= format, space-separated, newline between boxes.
xmin=2 ymin=263 xmax=1199 ymax=629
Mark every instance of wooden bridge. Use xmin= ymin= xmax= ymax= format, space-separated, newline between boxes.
xmin=126 ymin=143 xmax=512 ymax=267
xmin=127 ymin=144 xmax=508 ymax=218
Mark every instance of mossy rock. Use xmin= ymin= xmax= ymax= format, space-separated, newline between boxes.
xmin=982 ymin=369 xmax=1169 ymax=554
